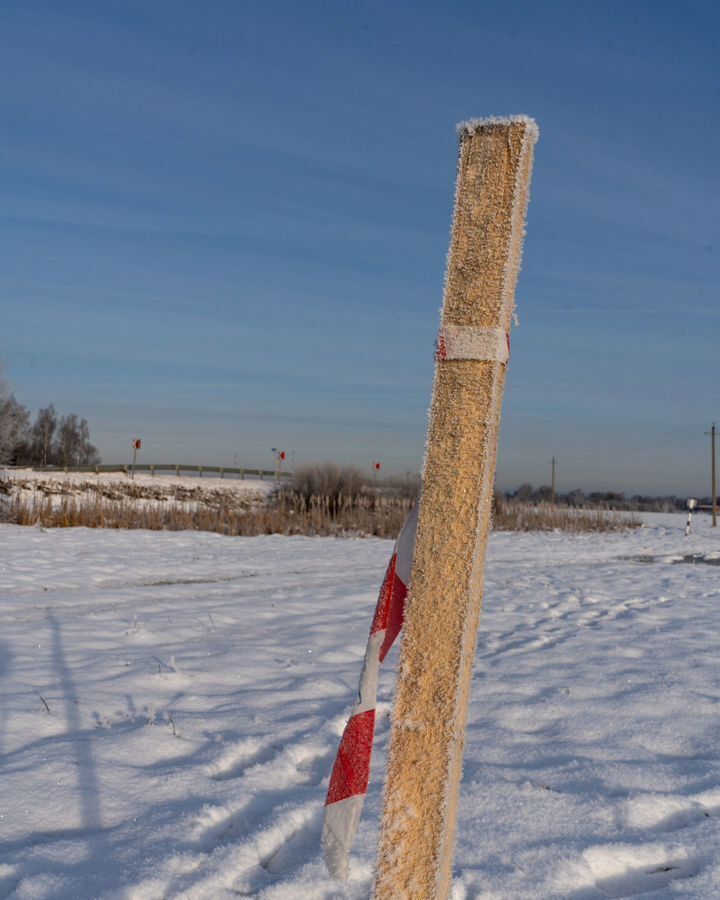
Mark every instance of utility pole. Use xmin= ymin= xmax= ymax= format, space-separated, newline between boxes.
xmin=550 ymin=456 xmax=557 ymax=504
xmin=712 ymin=425 xmax=717 ymax=528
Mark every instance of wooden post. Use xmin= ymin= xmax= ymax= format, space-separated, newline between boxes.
xmin=373 ymin=117 xmax=538 ymax=900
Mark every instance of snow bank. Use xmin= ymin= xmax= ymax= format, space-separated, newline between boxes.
xmin=2 ymin=468 xmax=272 ymax=514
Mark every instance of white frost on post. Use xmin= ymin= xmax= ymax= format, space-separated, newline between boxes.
xmin=456 ymin=114 xmax=540 ymax=142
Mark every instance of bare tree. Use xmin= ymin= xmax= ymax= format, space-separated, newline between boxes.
xmin=0 ymin=367 xmax=100 ymax=468
xmin=0 ymin=373 xmax=31 ymax=465
xmin=514 ymin=482 xmax=533 ymax=501
xmin=31 ymin=405 xmax=57 ymax=467
xmin=76 ymin=417 xmax=100 ymax=466
xmin=53 ymin=414 xmax=100 ymax=467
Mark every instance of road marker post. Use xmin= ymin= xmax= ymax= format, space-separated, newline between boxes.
xmin=373 ymin=117 xmax=538 ymax=900
xmin=130 ymin=438 xmax=141 ymax=480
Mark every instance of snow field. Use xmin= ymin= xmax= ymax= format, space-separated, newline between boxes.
xmin=2 ymin=469 xmax=274 ymax=493
xmin=2 ymin=469 xmax=272 ymax=513
xmin=1 ymin=514 xmax=720 ymax=897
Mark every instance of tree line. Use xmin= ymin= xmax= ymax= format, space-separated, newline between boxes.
xmin=0 ymin=377 xmax=100 ymax=468
xmin=503 ymin=483 xmax=687 ymax=512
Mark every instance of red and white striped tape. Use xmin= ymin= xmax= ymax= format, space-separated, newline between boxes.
xmin=323 ymin=502 xmax=419 ymax=879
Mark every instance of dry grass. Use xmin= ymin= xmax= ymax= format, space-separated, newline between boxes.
xmin=493 ymin=501 xmax=642 ymax=533
xmin=5 ymin=489 xmax=414 ymax=538
xmin=282 ymin=463 xmax=367 ymax=510
xmin=1 ymin=479 xmax=641 ymax=538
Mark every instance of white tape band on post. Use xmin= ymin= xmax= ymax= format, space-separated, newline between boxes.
xmin=436 ymin=324 xmax=510 ymax=364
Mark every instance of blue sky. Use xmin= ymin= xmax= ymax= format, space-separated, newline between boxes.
xmin=1 ymin=0 xmax=718 ymax=494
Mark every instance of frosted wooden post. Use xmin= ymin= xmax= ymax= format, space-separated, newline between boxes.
xmin=373 ymin=117 xmax=538 ymax=900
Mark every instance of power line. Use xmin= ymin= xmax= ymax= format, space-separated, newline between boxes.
xmin=705 ymin=424 xmax=717 ymax=527
xmin=558 ymin=425 xmax=706 ymax=465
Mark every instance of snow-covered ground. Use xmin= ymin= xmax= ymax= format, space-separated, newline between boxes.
xmin=2 ymin=468 xmax=274 ymax=493
xmin=2 ymin=513 xmax=720 ymax=898
xmin=0 ymin=466 xmax=274 ymax=492
xmin=2 ymin=469 xmax=273 ymax=513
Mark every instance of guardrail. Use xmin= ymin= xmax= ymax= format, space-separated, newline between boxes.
xmin=20 ymin=464 xmax=292 ymax=481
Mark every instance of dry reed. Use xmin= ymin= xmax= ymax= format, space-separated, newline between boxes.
xmin=493 ymin=502 xmax=641 ymax=533
xmin=5 ymin=489 xmax=414 ymax=538
xmin=2 ymin=484 xmax=640 ymax=537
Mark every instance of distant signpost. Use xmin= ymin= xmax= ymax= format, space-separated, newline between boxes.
xmin=131 ymin=438 xmax=141 ymax=479
xmin=271 ymin=448 xmax=286 ymax=483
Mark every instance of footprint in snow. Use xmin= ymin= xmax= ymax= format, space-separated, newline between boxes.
xmin=206 ymin=737 xmax=280 ymax=781
xmin=622 ymin=793 xmax=711 ymax=833
xmin=571 ymin=843 xmax=703 ymax=898
xmin=257 ymin=804 xmax=322 ymax=876
xmin=194 ymin=738 xmax=334 ymax=850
